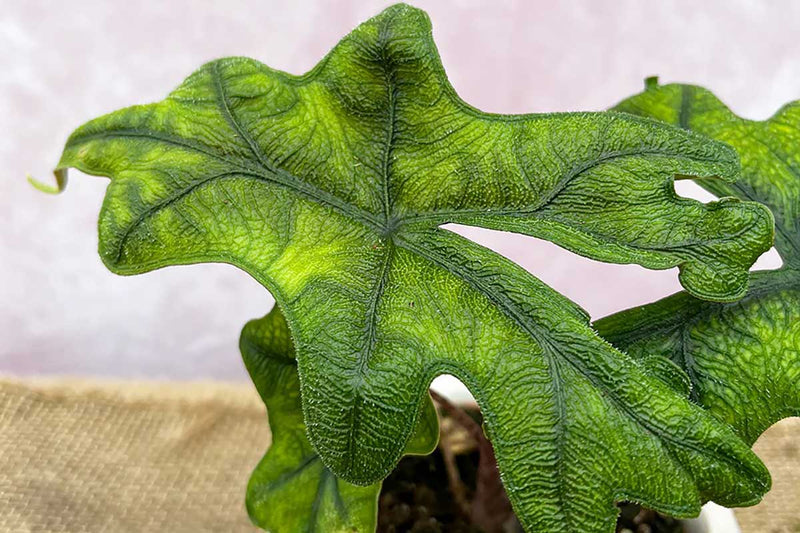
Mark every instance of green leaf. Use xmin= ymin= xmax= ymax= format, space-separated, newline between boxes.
xmin=240 ymin=305 xmax=438 ymax=532
xmin=598 ymin=81 xmax=800 ymax=446
xmin=56 ymin=5 xmax=773 ymax=531
xmin=637 ymin=355 xmax=693 ymax=399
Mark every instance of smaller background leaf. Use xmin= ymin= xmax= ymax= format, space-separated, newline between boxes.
xmin=598 ymin=81 xmax=800 ymax=446
xmin=240 ymin=306 xmax=439 ymax=532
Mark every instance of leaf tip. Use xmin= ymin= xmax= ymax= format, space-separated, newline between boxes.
xmin=677 ymin=263 xmax=748 ymax=304
xmin=373 ymin=2 xmax=433 ymax=34
xmin=644 ymin=76 xmax=660 ymax=90
xmin=28 ymin=168 xmax=68 ymax=194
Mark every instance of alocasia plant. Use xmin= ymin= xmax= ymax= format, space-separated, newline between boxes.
xmin=45 ymin=3 xmax=787 ymax=532
xmin=239 ymin=305 xmax=438 ymax=531
xmin=596 ymin=79 xmax=800 ymax=446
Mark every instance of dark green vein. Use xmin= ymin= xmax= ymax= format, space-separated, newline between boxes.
xmin=344 ymin=243 xmax=395 ymax=473
xmin=65 ymin=128 xmax=384 ymax=233
xmin=251 ymin=454 xmax=320 ymax=499
xmin=396 ymin=147 xmax=734 ymax=226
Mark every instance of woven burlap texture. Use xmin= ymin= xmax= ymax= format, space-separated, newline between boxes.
xmin=0 ymin=378 xmax=265 ymax=533
xmin=735 ymin=416 xmax=800 ymax=533
xmin=0 ymin=377 xmax=796 ymax=532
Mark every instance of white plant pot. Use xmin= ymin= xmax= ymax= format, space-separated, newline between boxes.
xmin=683 ymin=503 xmax=741 ymax=533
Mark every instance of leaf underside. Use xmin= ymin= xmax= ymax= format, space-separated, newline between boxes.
xmin=56 ymin=5 xmax=774 ymax=532
xmin=240 ymin=306 xmax=438 ymax=532
xmin=598 ymin=81 xmax=800 ymax=447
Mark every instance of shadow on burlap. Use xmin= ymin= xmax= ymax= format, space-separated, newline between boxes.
xmin=0 ymin=378 xmax=796 ymax=532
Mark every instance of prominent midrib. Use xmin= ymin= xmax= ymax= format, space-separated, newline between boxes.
xmin=308 ymin=468 xmax=334 ymax=533
xmin=254 ymin=453 xmax=319 ymax=496
xmin=110 ymin=169 xmax=246 ymax=264
xmin=212 ymin=61 xmax=387 ymax=234
xmin=379 ymin=59 xmax=398 ymax=225
xmin=68 ymin=128 xmax=384 ymax=236
xmin=678 ymin=85 xmax=693 ymax=130
xmin=395 ymin=148 xmax=733 ymax=226
xmin=342 ymin=243 xmax=394 ymax=475
xmin=338 ymin=47 xmax=402 ymax=474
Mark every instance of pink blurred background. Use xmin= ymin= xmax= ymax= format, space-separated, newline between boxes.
xmin=1 ymin=0 xmax=794 ymax=382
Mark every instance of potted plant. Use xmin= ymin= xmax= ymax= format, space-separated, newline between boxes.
xmin=36 ymin=4 xmax=798 ymax=532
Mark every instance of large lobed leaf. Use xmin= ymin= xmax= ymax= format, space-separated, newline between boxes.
xmin=598 ymin=81 xmax=800 ymax=446
xmin=240 ymin=305 xmax=438 ymax=532
xmin=55 ymin=5 xmax=775 ymax=532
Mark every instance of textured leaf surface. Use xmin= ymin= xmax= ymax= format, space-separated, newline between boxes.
xmin=599 ymin=82 xmax=800 ymax=446
xmin=56 ymin=5 xmax=773 ymax=532
xmin=240 ymin=306 xmax=438 ymax=532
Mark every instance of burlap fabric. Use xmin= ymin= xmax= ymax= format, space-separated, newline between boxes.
xmin=0 ymin=377 xmax=796 ymax=532
xmin=735 ymin=417 xmax=800 ymax=533
xmin=0 ymin=378 xmax=264 ymax=532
